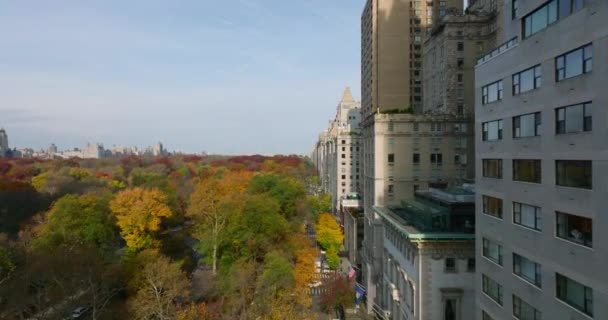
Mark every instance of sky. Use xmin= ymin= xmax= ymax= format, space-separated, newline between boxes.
xmin=0 ymin=1 xmax=363 ymax=155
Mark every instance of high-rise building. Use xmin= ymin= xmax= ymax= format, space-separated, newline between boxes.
xmin=475 ymin=1 xmax=608 ymax=319
xmin=312 ymin=87 xmax=362 ymax=213
xmin=0 ymin=128 xmax=9 ymax=158
xmin=360 ymin=0 xmax=466 ymax=314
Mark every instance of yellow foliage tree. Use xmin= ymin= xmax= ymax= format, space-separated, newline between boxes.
xmin=187 ymin=171 xmax=253 ymax=275
xmin=110 ymin=188 xmax=173 ymax=252
xmin=316 ymin=213 xmax=344 ymax=269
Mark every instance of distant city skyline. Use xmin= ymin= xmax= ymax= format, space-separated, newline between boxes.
xmin=0 ymin=1 xmax=363 ymax=155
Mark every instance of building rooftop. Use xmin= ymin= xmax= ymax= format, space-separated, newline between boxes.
xmin=374 ymin=187 xmax=475 ymax=241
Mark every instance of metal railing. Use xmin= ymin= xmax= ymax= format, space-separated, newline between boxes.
xmin=477 ymin=36 xmax=518 ymax=65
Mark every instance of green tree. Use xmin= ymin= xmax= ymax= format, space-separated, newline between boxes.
xmin=187 ymin=171 xmax=252 ymax=275
xmin=34 ymin=194 xmax=116 ymax=250
xmin=248 ymin=174 xmax=305 ymax=218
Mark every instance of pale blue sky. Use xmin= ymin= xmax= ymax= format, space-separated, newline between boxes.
xmin=0 ymin=1 xmax=363 ymax=154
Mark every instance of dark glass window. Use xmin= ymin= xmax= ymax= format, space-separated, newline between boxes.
xmin=413 ymin=153 xmax=420 ymax=164
xmin=556 ymin=211 xmax=592 ymax=247
xmin=556 ymin=273 xmax=593 ymax=316
xmin=513 ymin=159 xmax=541 ymax=183
xmin=482 ymin=159 xmax=503 ymax=178
xmin=482 ymin=195 xmax=503 ymax=219
xmin=513 ymin=254 xmax=542 ymax=287
xmin=513 ymin=295 xmax=542 ymax=320
xmin=556 ymin=160 xmax=592 ymax=189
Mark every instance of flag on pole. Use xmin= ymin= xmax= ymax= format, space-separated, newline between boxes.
xmin=355 ymin=283 xmax=366 ymax=305
xmin=348 ymin=266 xmax=356 ymax=280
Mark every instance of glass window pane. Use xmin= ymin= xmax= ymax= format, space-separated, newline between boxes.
xmin=565 ymin=49 xmax=583 ymax=78
xmin=531 ymin=8 xmax=547 ymax=34
xmin=565 ymin=105 xmax=583 ymax=132
xmin=548 ymin=0 xmax=558 ymax=23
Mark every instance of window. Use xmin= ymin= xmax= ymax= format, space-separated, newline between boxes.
xmin=512 ymin=0 xmax=518 ymax=19
xmin=431 ymin=153 xmax=443 ymax=165
xmin=413 ymin=123 xmax=419 ymax=131
xmin=523 ymin=0 xmax=558 ymax=38
xmin=482 ymin=238 xmax=503 ymax=266
xmin=342 ymin=154 xmax=346 ymax=159
xmin=440 ymin=1 xmax=446 ymax=6
xmin=457 ymin=42 xmax=463 ymax=51
xmin=482 ymin=80 xmax=503 ymax=104
xmin=513 ymin=65 xmax=541 ymax=95
xmin=556 ymin=160 xmax=592 ymax=189
xmin=482 ymin=195 xmax=503 ymax=219
xmin=556 ymin=102 xmax=592 ymax=134
xmin=513 ymin=112 xmax=541 ymax=138
xmin=445 ymin=258 xmax=456 ymax=273
xmin=457 ymin=73 xmax=463 ymax=82
xmin=513 ymin=295 xmax=541 ymax=320
xmin=342 ymin=140 xmax=346 ymax=144
xmin=513 ymin=160 xmax=541 ymax=183
xmin=457 ymin=58 xmax=464 ymax=68
xmin=556 ymin=273 xmax=593 ymax=316
xmin=413 ymin=153 xmax=420 ymax=164
xmin=513 ymin=254 xmax=542 ymax=287
xmin=556 ymin=211 xmax=592 ymax=247
xmin=482 ymin=274 xmax=503 ymax=305
xmin=342 ymin=175 xmax=346 ymax=180
xmin=388 ymin=184 xmax=394 ymax=195
xmin=439 ymin=9 xmax=447 ymax=16
xmin=482 ymin=120 xmax=503 ymax=141
xmin=467 ymin=258 xmax=475 ymax=272
xmin=482 ymin=159 xmax=503 ymax=178
xmin=556 ymin=44 xmax=592 ymax=81
xmin=513 ymin=202 xmax=542 ymax=231
xmin=388 ymin=153 xmax=395 ymax=164
xmin=482 ymin=311 xmax=494 ymax=320
xmin=457 ymin=104 xmax=464 ymax=115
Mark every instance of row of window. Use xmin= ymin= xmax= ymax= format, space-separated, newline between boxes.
xmin=482 ymin=270 xmax=593 ymax=316
xmin=522 ymin=0 xmax=586 ymax=39
xmin=482 ymin=43 xmax=593 ymax=105
xmin=483 ymin=199 xmax=592 ymax=248
xmin=482 ymin=159 xmax=592 ymax=189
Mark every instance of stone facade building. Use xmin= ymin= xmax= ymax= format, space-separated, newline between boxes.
xmin=374 ymin=187 xmax=476 ymax=320
xmin=312 ymin=88 xmax=362 ymax=213
xmin=475 ymin=0 xmax=608 ymax=319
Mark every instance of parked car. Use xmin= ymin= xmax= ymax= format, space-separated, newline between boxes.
xmin=64 ymin=306 xmax=89 ymax=319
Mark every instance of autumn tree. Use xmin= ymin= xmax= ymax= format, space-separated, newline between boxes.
xmin=129 ymin=250 xmax=190 ymax=320
xmin=316 ymin=213 xmax=344 ymax=269
xmin=307 ymin=193 xmax=332 ymax=221
xmin=110 ymin=188 xmax=173 ymax=253
xmin=187 ymin=171 xmax=252 ymax=275
xmin=320 ymin=274 xmax=355 ymax=318
xmin=247 ymin=173 xmax=306 ymax=218
xmin=34 ymin=193 xmax=116 ymax=251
